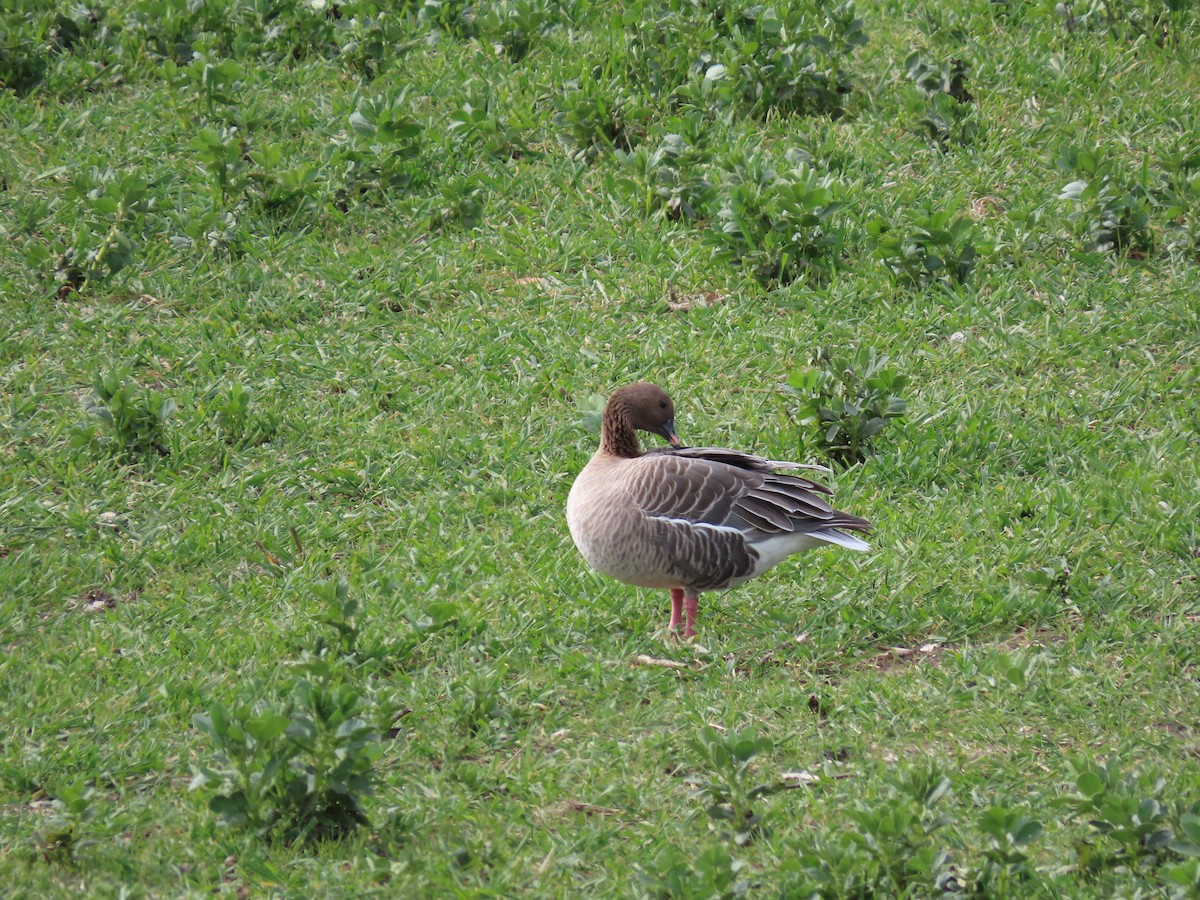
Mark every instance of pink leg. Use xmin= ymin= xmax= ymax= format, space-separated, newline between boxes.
xmin=683 ymin=589 xmax=700 ymax=639
xmin=668 ymin=588 xmax=684 ymax=632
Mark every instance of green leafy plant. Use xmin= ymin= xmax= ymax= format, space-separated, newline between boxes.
xmin=685 ymin=725 xmax=780 ymax=845
xmin=190 ymin=682 xmax=379 ymax=841
xmin=869 ymin=195 xmax=985 ymax=288
xmin=419 ymin=0 xmax=476 ymax=39
xmin=24 ymin=168 xmax=152 ymax=293
xmin=553 ymin=70 xmax=652 ymax=162
xmin=1041 ymin=0 xmax=1187 ymax=44
xmin=448 ymin=665 xmax=510 ymax=740
xmin=975 ymin=805 xmax=1043 ymax=893
xmin=994 ymin=649 xmax=1049 ymax=691
xmin=333 ymin=2 xmax=415 ymax=80
xmin=708 ymin=151 xmax=844 ymax=286
xmin=694 ymin=1 xmax=868 ymax=120
xmin=1158 ymin=149 xmax=1200 ymax=261
xmin=169 ymin=206 xmax=246 ymax=256
xmin=80 ymin=368 xmax=176 ymax=460
xmin=310 ymin=576 xmax=362 ymax=658
xmin=578 ymin=392 xmax=606 ymax=434
xmin=1063 ymin=756 xmax=1175 ymax=870
xmin=447 ymin=98 xmax=528 ymax=160
xmin=781 ymin=830 xmax=875 ymax=898
xmin=427 ymin=174 xmax=486 ymax=232
xmin=333 ymin=93 xmax=426 ymax=205
xmin=35 ymin=780 xmax=98 ymax=864
xmin=190 ymin=580 xmax=394 ymax=842
xmin=308 ymin=575 xmax=404 ymax=669
xmin=244 ymin=141 xmax=321 ymax=217
xmin=786 ymin=348 xmax=907 ymax=464
xmin=349 ymin=91 xmax=424 ymax=151
xmin=0 ymin=4 xmax=110 ymax=98
xmin=627 ymin=0 xmax=867 ymax=120
xmin=1167 ymin=857 xmax=1200 ymax=896
xmin=0 ymin=36 xmax=48 ymax=96
xmin=476 ymin=0 xmax=556 ymax=62
xmin=843 ymin=765 xmax=956 ymax=894
xmin=164 ymin=56 xmax=243 ymax=122
xmin=637 ymin=844 xmax=750 ymax=899
xmin=1058 ymin=145 xmax=1155 ymax=257
xmin=915 ymin=90 xmax=979 ymax=150
xmin=905 ymin=52 xmax=973 ymax=103
xmin=904 ymin=53 xmax=977 ymax=150
xmin=1173 ymin=810 xmax=1200 ymax=858
xmin=912 ymin=5 xmax=972 ymax=45
xmin=254 ymin=0 xmax=328 ymax=54
xmin=624 ymin=5 xmax=719 ymax=106
xmin=786 ymin=765 xmax=957 ymax=896
xmin=123 ymin=0 xmax=256 ymax=64
xmin=613 ymin=128 xmax=714 ymax=221
xmin=190 ymin=126 xmax=248 ymax=206
xmin=211 ymin=381 xmax=280 ymax=449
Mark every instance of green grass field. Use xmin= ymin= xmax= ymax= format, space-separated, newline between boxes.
xmin=2 ymin=0 xmax=1199 ymax=895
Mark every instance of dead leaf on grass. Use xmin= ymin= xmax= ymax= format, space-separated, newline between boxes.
xmin=26 ymin=793 xmax=56 ymax=814
xmin=565 ymin=801 xmax=620 ymax=816
xmin=71 ymin=589 xmax=118 ymax=613
xmin=778 ymin=770 xmax=854 ymax=787
xmin=780 ymin=770 xmax=822 ymax=785
xmin=511 ymin=274 xmax=564 ymax=290
xmin=539 ymin=800 xmax=623 ymax=821
xmin=868 ymin=642 xmax=946 ymax=672
xmin=631 ymin=654 xmax=691 ymax=670
xmin=666 ymin=289 xmax=727 ymax=312
xmin=969 ymin=196 xmax=1004 ymax=219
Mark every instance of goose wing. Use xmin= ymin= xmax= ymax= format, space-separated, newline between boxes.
xmin=628 ymin=449 xmax=870 ymax=589
xmin=638 ymin=447 xmax=863 ymax=537
xmin=645 ymin=445 xmax=830 ymax=479
xmin=626 ymin=452 xmax=758 ymax=588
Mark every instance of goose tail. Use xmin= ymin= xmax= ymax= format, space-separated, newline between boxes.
xmin=811 ymin=528 xmax=871 ymax=552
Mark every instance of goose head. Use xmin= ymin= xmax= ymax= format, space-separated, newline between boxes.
xmin=601 ymin=382 xmax=682 ymax=456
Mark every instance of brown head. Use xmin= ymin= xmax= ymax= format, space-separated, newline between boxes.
xmin=600 ymin=382 xmax=681 ymax=457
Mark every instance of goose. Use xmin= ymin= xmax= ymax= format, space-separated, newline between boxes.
xmin=566 ymin=383 xmax=871 ymax=638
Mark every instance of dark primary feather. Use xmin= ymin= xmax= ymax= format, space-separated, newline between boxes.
xmin=636 ymin=446 xmax=868 ymax=540
xmin=647 ymin=445 xmax=832 ymax=484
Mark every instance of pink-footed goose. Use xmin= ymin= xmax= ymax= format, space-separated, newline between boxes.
xmin=566 ymin=383 xmax=871 ymax=638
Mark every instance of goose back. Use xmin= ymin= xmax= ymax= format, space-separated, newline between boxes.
xmin=567 ymin=444 xmax=869 ymax=593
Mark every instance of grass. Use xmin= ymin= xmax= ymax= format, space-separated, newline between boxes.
xmin=1 ymin=0 xmax=1199 ymax=895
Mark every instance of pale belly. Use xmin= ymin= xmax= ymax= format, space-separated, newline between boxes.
xmin=566 ymin=479 xmax=683 ymax=589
